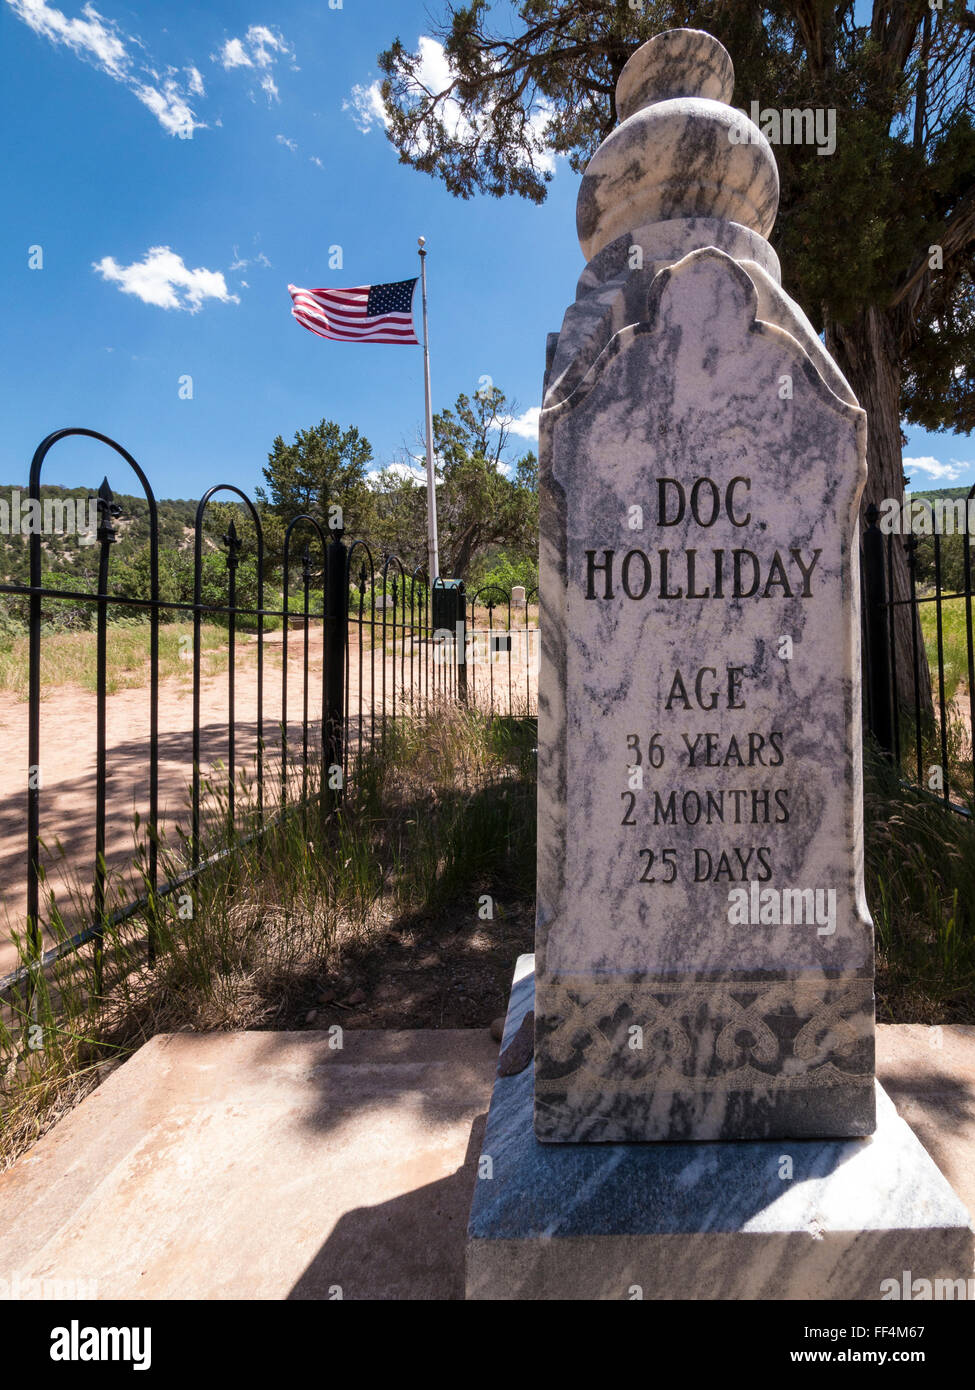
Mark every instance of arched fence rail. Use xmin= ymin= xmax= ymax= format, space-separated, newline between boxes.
xmin=0 ymin=430 xmax=539 ymax=1005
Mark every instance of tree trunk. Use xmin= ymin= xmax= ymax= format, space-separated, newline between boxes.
xmin=827 ymin=306 xmax=934 ymax=729
xmin=449 ymin=528 xmax=479 ymax=581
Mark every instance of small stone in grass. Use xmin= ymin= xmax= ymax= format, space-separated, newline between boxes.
xmin=490 ymin=1017 xmax=505 ymax=1043
xmin=346 ymin=988 xmax=367 ymax=1006
xmin=305 ymin=1009 xmax=318 ymax=1025
xmin=317 ymin=989 xmax=335 ymax=1005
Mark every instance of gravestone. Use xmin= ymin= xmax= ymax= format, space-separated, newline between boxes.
xmin=467 ymin=28 xmax=973 ymax=1299
xmin=535 ymin=26 xmax=871 ymax=1145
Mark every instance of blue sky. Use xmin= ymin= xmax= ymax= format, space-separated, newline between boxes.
xmin=1 ymin=0 xmax=971 ymax=501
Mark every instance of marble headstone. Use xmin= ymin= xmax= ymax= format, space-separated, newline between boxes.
xmin=534 ymin=28 xmax=875 ymax=1142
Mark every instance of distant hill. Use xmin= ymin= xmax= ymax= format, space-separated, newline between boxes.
xmin=905 ymin=484 xmax=974 ymax=501
xmin=0 ymin=483 xmax=201 ymax=585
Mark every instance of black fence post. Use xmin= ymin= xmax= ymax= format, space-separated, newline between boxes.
xmin=93 ymin=477 xmax=121 ymax=994
xmin=863 ymin=503 xmax=894 ymax=760
xmin=324 ymin=527 xmax=347 ymax=816
xmin=25 ymin=457 xmax=44 ymax=1014
xmin=456 ymin=582 xmax=468 ymax=705
xmin=222 ymin=518 xmax=241 ymax=844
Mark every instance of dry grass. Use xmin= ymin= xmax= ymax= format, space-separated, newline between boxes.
xmin=0 ymin=623 xmax=232 ymax=699
xmin=865 ymin=743 xmax=975 ymax=1023
xmin=0 ymin=706 xmax=537 ymax=1169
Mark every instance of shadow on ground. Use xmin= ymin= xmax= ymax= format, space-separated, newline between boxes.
xmin=287 ymin=1114 xmax=486 ymax=1300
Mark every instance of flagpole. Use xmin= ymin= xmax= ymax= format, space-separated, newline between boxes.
xmin=417 ymin=236 xmax=440 ymax=582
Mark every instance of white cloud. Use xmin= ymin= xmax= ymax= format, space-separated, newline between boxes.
xmin=345 ymin=80 xmax=388 ymax=134
xmin=6 ymin=0 xmax=205 ymax=136
xmin=903 ymin=456 xmax=966 ymax=483
xmin=92 ymin=246 xmax=240 ymax=312
xmin=229 ymin=247 xmax=271 ymax=272
xmin=132 ymin=77 xmax=200 ymax=137
xmin=309 ymin=154 xmax=323 ymax=168
xmin=346 ymin=35 xmax=555 ymax=174
xmin=276 ymin=133 xmax=297 ymax=152
xmin=213 ymin=24 xmax=292 ymax=103
xmin=7 ymin=0 xmax=128 ymax=75
xmin=368 ymin=459 xmax=428 ymax=490
xmin=416 ymin=35 xmax=457 ymax=107
xmin=345 ymin=34 xmax=457 ymax=136
xmin=246 ymin=24 xmax=290 ymax=65
xmin=389 ymin=459 xmax=427 ymax=481
xmin=216 ymin=37 xmax=250 ymax=69
xmin=185 ymin=65 xmax=205 ymax=96
xmin=502 ymin=406 xmax=540 ymax=440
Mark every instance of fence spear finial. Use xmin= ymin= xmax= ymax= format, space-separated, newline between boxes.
xmin=222 ymin=517 xmax=242 ymax=569
xmin=94 ymin=476 xmax=121 ymax=544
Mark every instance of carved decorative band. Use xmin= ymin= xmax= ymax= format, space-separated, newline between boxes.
xmin=535 ymin=977 xmax=874 ymax=1091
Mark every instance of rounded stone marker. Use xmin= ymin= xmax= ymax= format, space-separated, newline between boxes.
xmin=576 ymin=27 xmax=778 ymax=261
xmin=615 ymin=28 xmax=734 ymax=120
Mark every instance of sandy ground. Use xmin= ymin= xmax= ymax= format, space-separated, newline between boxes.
xmin=0 ymin=626 xmax=538 ymax=982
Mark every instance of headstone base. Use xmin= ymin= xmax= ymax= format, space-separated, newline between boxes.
xmin=466 ymin=957 xmax=974 ymax=1300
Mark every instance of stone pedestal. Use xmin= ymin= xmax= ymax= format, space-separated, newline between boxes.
xmin=467 ymin=958 xmax=974 ymax=1300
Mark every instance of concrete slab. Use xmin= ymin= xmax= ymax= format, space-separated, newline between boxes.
xmin=0 ymin=1018 xmax=973 ymax=1301
xmin=0 ymin=1029 xmax=497 ymax=1300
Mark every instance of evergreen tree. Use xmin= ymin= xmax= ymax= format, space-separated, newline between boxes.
xmin=377 ymin=2 xmax=975 ymax=704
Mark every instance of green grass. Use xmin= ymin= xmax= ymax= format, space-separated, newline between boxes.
xmin=0 ymin=622 xmax=235 ymax=699
xmin=864 ymin=742 xmax=975 ymax=1023
xmin=919 ymin=594 xmax=973 ymax=708
xmin=899 ymin=596 xmax=974 ymax=806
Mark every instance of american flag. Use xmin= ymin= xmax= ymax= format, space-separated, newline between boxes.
xmin=287 ymin=278 xmax=419 ymax=345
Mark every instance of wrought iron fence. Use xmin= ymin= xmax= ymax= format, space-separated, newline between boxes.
xmin=0 ymin=431 xmax=374 ymax=1000
xmin=862 ymin=487 xmax=975 ymax=814
xmin=345 ymin=547 xmax=454 ymax=769
xmin=465 ymin=583 xmax=540 ymax=717
xmin=0 ymin=428 xmax=538 ymax=1004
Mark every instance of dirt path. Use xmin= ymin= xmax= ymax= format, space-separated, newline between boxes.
xmin=0 ymin=626 xmax=539 ymax=982
xmin=0 ymin=632 xmax=323 ymax=981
